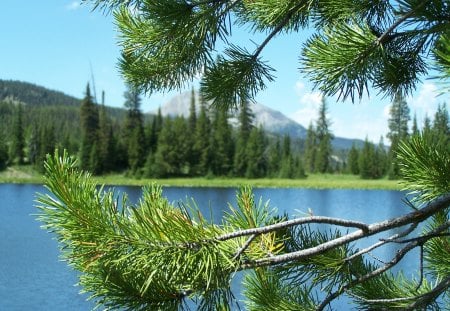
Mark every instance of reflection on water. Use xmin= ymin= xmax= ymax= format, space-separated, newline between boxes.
xmin=1 ymin=184 xmax=418 ymax=310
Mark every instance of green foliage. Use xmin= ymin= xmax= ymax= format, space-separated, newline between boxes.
xmin=387 ymin=92 xmax=410 ymax=179
xmin=0 ymin=79 xmax=80 ymax=107
xmin=38 ymin=150 xmax=450 ymax=309
xmin=88 ymin=1 xmax=450 ymax=104
xmin=9 ymin=103 xmax=25 ymax=164
xmin=79 ymin=84 xmax=100 ymax=171
xmin=37 ymin=152 xmax=286 ymax=310
xmin=0 ymin=130 xmax=8 ymax=171
xmin=347 ymin=143 xmax=360 ymax=175
xmin=397 ymin=132 xmax=450 ymax=203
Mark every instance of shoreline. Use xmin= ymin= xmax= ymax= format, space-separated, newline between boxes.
xmin=0 ymin=167 xmax=402 ymax=190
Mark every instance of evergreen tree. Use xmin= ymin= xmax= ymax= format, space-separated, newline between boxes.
xmin=347 ymin=143 xmax=360 ymax=175
xmin=79 ymin=84 xmax=99 ymax=171
xmin=359 ymin=138 xmax=375 ymax=179
xmin=375 ymin=136 xmax=388 ymax=178
xmin=172 ymin=116 xmax=191 ymax=175
xmin=423 ymin=114 xmax=432 ymax=135
xmin=432 ymin=102 xmax=450 ymax=143
xmin=188 ymin=87 xmax=197 ymax=133
xmin=149 ymin=117 xmax=174 ymax=177
xmin=211 ymin=107 xmax=234 ymax=176
xmin=28 ymin=122 xmax=40 ymax=166
xmin=187 ymin=88 xmax=198 ymax=172
xmin=123 ymin=85 xmax=145 ymax=173
xmin=304 ymin=122 xmax=317 ymax=173
xmin=192 ymin=96 xmax=212 ymax=176
xmin=387 ymin=92 xmax=410 ymax=179
xmin=411 ymin=112 xmax=419 ymax=136
xmin=147 ymin=108 xmax=163 ymax=154
xmin=10 ymin=103 xmax=25 ymax=164
xmin=233 ymin=100 xmax=254 ymax=176
xmin=0 ymin=130 xmax=8 ymax=171
xmin=314 ymin=98 xmax=333 ymax=173
xmin=267 ymin=138 xmax=282 ymax=177
xmin=98 ymin=98 xmax=115 ymax=173
xmin=245 ymin=126 xmax=267 ymax=178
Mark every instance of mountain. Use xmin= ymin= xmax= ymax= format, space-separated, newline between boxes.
xmin=156 ymin=91 xmax=364 ymax=150
xmin=0 ymin=79 xmax=81 ymax=106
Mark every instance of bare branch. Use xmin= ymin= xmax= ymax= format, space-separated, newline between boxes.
xmin=344 ymin=223 xmax=418 ymax=263
xmin=232 ymin=234 xmax=257 ymax=261
xmin=216 ymin=216 xmax=369 ymax=242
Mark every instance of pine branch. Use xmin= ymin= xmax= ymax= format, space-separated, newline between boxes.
xmin=376 ymin=0 xmax=432 ymax=45
xmin=342 ymin=275 xmax=450 ymax=311
xmin=344 ymin=222 xmax=418 ymax=263
xmin=316 ymin=218 xmax=450 ymax=310
xmin=239 ymin=193 xmax=450 ymax=269
xmin=217 ymin=216 xmax=370 ymax=242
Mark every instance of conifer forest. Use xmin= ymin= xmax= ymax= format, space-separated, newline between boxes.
xmin=0 ymin=79 xmax=448 ymax=180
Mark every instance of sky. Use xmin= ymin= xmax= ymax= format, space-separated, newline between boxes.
xmin=1 ymin=0 xmax=448 ymax=142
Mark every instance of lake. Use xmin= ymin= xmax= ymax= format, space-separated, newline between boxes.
xmin=1 ymin=184 xmax=418 ymax=310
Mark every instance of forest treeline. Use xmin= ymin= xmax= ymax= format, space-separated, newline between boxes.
xmin=0 ymin=81 xmax=448 ymax=180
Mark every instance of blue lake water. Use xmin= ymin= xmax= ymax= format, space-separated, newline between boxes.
xmin=1 ymin=183 xmax=418 ymax=310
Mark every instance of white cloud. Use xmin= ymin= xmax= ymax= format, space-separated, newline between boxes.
xmin=291 ymin=81 xmax=323 ymax=126
xmin=407 ymin=82 xmax=441 ymax=125
xmin=332 ymin=112 xmax=388 ymax=143
xmin=65 ymin=1 xmax=81 ymax=11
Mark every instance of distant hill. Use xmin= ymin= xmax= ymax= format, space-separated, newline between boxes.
xmin=157 ymin=91 xmax=364 ymax=150
xmin=0 ymin=79 xmax=81 ymax=106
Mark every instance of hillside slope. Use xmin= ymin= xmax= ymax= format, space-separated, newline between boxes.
xmin=0 ymin=79 xmax=80 ymax=106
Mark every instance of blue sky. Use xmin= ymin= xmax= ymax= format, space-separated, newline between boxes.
xmin=1 ymin=1 xmax=448 ymax=141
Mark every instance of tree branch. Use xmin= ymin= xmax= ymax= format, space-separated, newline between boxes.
xmin=344 ymin=222 xmax=418 ymax=263
xmin=239 ymin=193 xmax=450 ymax=269
xmin=376 ymin=0 xmax=431 ymax=44
xmin=216 ymin=216 xmax=369 ymax=242
xmin=316 ymin=214 xmax=450 ymax=310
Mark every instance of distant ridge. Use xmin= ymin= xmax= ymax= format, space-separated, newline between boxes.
xmin=157 ymin=91 xmax=364 ymax=150
xmin=0 ymin=79 xmax=80 ymax=106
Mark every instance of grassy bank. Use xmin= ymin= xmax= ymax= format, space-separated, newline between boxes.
xmin=0 ymin=165 xmax=402 ymax=190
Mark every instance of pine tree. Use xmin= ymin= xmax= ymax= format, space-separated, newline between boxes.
xmin=193 ymin=96 xmax=212 ymax=176
xmin=432 ymin=102 xmax=449 ymax=143
xmin=347 ymin=143 xmax=360 ymax=175
xmin=267 ymin=138 xmax=282 ymax=177
xmin=211 ymin=107 xmax=234 ymax=176
xmin=387 ymin=92 xmax=410 ymax=179
xmin=314 ymin=98 xmax=333 ymax=173
xmin=123 ymin=85 xmax=145 ymax=174
xmin=187 ymin=88 xmax=198 ymax=172
xmin=150 ymin=117 xmax=175 ymax=178
xmin=304 ymin=122 xmax=317 ymax=173
xmin=28 ymin=122 xmax=40 ymax=166
xmin=79 ymin=83 xmax=99 ymax=171
xmin=411 ymin=112 xmax=419 ymax=136
xmin=359 ymin=138 xmax=375 ymax=179
xmin=0 ymin=130 xmax=8 ymax=171
xmin=245 ymin=126 xmax=267 ymax=178
xmin=375 ymin=136 xmax=388 ymax=178
xmin=9 ymin=103 xmax=25 ymax=164
xmin=147 ymin=108 xmax=163 ymax=154
xmin=97 ymin=95 xmax=115 ymax=173
xmin=234 ymin=100 xmax=254 ymax=177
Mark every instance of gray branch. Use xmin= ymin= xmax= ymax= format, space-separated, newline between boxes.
xmin=238 ymin=193 xmax=450 ymax=269
xmin=216 ymin=216 xmax=369 ymax=242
